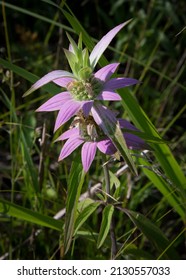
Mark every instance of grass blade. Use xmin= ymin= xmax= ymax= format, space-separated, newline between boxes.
xmin=123 ymin=208 xmax=180 ymax=259
xmin=0 ymin=198 xmax=63 ymax=231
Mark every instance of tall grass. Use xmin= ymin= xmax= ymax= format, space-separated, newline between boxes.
xmin=0 ymin=0 xmax=186 ymax=260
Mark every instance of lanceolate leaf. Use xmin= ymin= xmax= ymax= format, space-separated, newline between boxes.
xmin=122 ymin=208 xmax=180 ymax=259
xmin=64 ymin=160 xmax=85 ymax=254
xmin=92 ymin=104 xmax=137 ymax=175
xmin=0 ymin=198 xmax=63 ymax=231
xmin=74 ymin=201 xmax=101 ymax=235
xmin=120 ymin=89 xmax=186 ymax=219
xmin=97 ymin=204 xmax=114 ymax=249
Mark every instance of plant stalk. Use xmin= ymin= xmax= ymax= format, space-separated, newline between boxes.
xmin=102 ymin=157 xmax=117 ymax=259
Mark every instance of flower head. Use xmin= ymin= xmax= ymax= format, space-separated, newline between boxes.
xmin=24 ymin=21 xmax=147 ymax=174
xmin=56 ymin=111 xmax=148 ymax=172
xmin=24 ymin=23 xmax=138 ymax=132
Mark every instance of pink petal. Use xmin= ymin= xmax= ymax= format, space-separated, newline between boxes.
xmin=82 ymin=101 xmax=94 ymax=117
xmin=97 ymin=139 xmax=116 ymax=155
xmin=81 ymin=142 xmax=97 ymax=172
xmin=124 ymin=133 xmax=148 ymax=150
xmin=54 ymin=100 xmax=82 ymax=131
xmin=119 ymin=119 xmax=149 ymax=150
xmin=91 ymin=104 xmax=117 ymax=136
xmin=94 ymin=63 xmax=119 ymax=82
xmin=69 ymin=44 xmax=74 ymax=52
xmin=104 ymin=77 xmax=139 ymax=91
xmin=90 ymin=22 xmax=129 ymax=68
xmin=119 ymin=119 xmax=138 ymax=130
xmin=58 ymin=136 xmax=84 ymax=161
xmin=23 ymin=70 xmax=74 ymax=97
xmin=53 ymin=77 xmax=75 ymax=88
xmin=96 ymin=91 xmax=121 ymax=101
xmin=36 ymin=92 xmax=72 ymax=112
xmin=55 ymin=127 xmax=79 ymax=141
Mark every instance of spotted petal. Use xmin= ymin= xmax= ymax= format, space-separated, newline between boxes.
xmin=36 ymin=92 xmax=72 ymax=112
xmin=81 ymin=142 xmax=97 ymax=172
xmin=94 ymin=63 xmax=119 ymax=82
xmin=90 ymin=21 xmax=131 ymax=68
xmin=58 ymin=136 xmax=84 ymax=161
xmin=54 ymin=100 xmax=82 ymax=131
xmin=104 ymin=77 xmax=139 ymax=91
xmin=23 ymin=70 xmax=74 ymax=97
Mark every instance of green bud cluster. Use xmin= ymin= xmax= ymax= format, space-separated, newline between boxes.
xmin=67 ymin=76 xmax=103 ymax=101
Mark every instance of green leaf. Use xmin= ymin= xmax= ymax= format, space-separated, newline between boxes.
xmin=120 ymin=89 xmax=186 ymax=191
xmin=137 ymin=156 xmax=185 ymax=219
xmin=120 ymin=88 xmax=186 ymax=219
xmin=112 ymin=123 xmax=138 ymax=175
xmin=63 ymin=49 xmax=78 ymax=75
xmin=93 ymin=104 xmax=137 ymax=175
xmin=0 ymin=58 xmax=60 ymax=97
xmin=109 ymin=171 xmax=121 ymax=189
xmin=0 ymin=198 xmax=63 ymax=231
xmin=124 ymin=209 xmax=180 ymax=259
xmin=1 ymin=90 xmax=40 ymax=197
xmin=64 ymin=161 xmax=85 ymax=254
xmin=97 ymin=204 xmax=114 ymax=248
xmin=74 ymin=201 xmax=101 ymax=235
xmin=66 ymin=32 xmax=80 ymax=57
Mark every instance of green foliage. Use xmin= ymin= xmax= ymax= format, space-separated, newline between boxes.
xmin=0 ymin=198 xmax=63 ymax=231
xmin=0 ymin=0 xmax=186 ymax=260
xmin=64 ymin=160 xmax=85 ymax=254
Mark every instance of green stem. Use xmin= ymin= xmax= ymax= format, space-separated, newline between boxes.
xmin=102 ymin=156 xmax=117 ymax=259
xmin=103 ymin=162 xmax=111 ymax=202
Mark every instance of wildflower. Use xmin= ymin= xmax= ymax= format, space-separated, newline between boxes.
xmin=24 ymin=22 xmax=138 ymax=132
xmin=24 ymin=21 xmax=144 ymax=174
xmin=56 ymin=111 xmax=148 ymax=172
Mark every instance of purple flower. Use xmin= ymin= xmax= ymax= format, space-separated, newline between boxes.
xmin=56 ymin=114 xmax=148 ymax=172
xmin=24 ymin=22 xmax=138 ymax=132
xmin=24 ymin=21 xmax=146 ymax=174
xmin=35 ymin=63 xmax=138 ymax=132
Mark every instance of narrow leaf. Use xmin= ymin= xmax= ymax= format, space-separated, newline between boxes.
xmin=123 ymin=208 xmax=180 ymax=259
xmin=0 ymin=198 xmax=63 ymax=231
xmin=92 ymin=104 xmax=137 ymax=175
xmin=97 ymin=204 xmax=114 ymax=248
xmin=74 ymin=201 xmax=101 ymax=235
xmin=64 ymin=160 xmax=85 ymax=254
